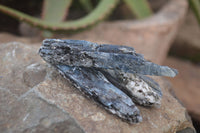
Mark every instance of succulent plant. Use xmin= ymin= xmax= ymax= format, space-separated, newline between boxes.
xmin=0 ymin=0 xmax=152 ymax=33
xmin=189 ymin=0 xmax=200 ymax=25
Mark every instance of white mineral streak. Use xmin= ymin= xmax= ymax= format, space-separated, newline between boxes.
xmin=118 ymin=47 xmax=135 ymax=54
xmin=12 ymin=49 xmax=16 ymax=57
xmin=26 ymin=63 xmax=42 ymax=73
xmin=125 ymin=73 xmax=161 ymax=107
xmin=23 ymin=113 xmax=30 ymax=122
xmin=91 ymin=112 xmax=106 ymax=121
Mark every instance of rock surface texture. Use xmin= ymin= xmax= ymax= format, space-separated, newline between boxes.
xmin=0 ymin=42 xmax=195 ymax=133
xmin=164 ymin=57 xmax=200 ymax=122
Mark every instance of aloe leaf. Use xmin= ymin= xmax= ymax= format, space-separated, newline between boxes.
xmin=79 ymin=0 xmax=93 ymax=12
xmin=123 ymin=0 xmax=152 ymax=19
xmin=42 ymin=0 xmax=72 ymax=21
xmin=189 ymin=0 xmax=200 ymax=25
xmin=41 ymin=0 xmax=72 ymax=37
xmin=0 ymin=0 xmax=119 ymax=31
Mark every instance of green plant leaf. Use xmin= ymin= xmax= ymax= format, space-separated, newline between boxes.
xmin=189 ymin=0 xmax=200 ymax=25
xmin=123 ymin=0 xmax=152 ymax=19
xmin=41 ymin=0 xmax=72 ymax=37
xmin=79 ymin=0 xmax=93 ymax=12
xmin=0 ymin=0 xmax=119 ymax=31
xmin=42 ymin=0 xmax=72 ymax=21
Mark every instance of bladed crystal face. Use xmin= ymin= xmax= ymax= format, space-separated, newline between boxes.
xmin=39 ymin=39 xmax=178 ymax=124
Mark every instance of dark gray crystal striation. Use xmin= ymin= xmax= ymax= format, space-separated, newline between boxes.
xmin=39 ymin=39 xmax=178 ymax=124
xmin=55 ymin=65 xmax=142 ymax=123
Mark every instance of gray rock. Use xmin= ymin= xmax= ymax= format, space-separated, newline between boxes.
xmin=23 ymin=63 xmax=46 ymax=88
xmin=0 ymin=89 xmax=84 ymax=133
xmin=0 ymin=42 xmax=84 ymax=133
xmin=0 ymin=42 xmax=195 ymax=133
xmin=0 ymin=42 xmax=42 ymax=96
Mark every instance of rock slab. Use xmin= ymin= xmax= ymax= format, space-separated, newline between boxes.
xmin=0 ymin=43 xmax=84 ymax=133
xmin=0 ymin=42 xmax=195 ymax=133
xmin=164 ymin=57 xmax=200 ymax=121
